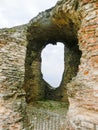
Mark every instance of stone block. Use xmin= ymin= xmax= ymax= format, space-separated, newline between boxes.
xmin=96 ymin=125 xmax=98 ymax=130
xmin=81 ymin=121 xmax=94 ymax=129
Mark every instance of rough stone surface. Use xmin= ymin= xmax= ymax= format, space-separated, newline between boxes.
xmin=24 ymin=0 xmax=82 ymax=103
xmin=0 ymin=25 xmax=28 ymax=129
xmin=65 ymin=1 xmax=98 ymax=130
xmin=0 ymin=0 xmax=98 ymax=130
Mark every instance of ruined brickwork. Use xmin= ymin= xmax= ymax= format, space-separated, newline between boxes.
xmin=66 ymin=1 xmax=98 ymax=129
xmin=0 ymin=0 xmax=98 ymax=130
xmin=0 ymin=25 xmax=28 ymax=129
xmin=24 ymin=0 xmax=82 ymax=103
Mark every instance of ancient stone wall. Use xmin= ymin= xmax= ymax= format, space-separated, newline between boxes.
xmin=0 ymin=0 xmax=98 ymax=130
xmin=66 ymin=1 xmax=98 ymax=129
xmin=24 ymin=0 xmax=82 ymax=103
xmin=24 ymin=0 xmax=98 ymax=129
xmin=0 ymin=25 xmax=28 ymax=129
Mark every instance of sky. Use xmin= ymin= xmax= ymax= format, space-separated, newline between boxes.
xmin=0 ymin=0 xmax=58 ymax=28
xmin=41 ymin=43 xmax=64 ymax=88
xmin=0 ymin=0 xmax=64 ymax=88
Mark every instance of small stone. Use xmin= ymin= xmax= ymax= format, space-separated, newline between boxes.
xmin=85 ymin=15 xmax=96 ymax=21
xmin=81 ymin=122 xmax=94 ymax=129
xmin=96 ymin=125 xmax=98 ymax=130
xmin=0 ymin=76 xmax=6 ymax=82
xmin=95 ymin=28 xmax=98 ymax=36
xmin=82 ymin=0 xmax=91 ymax=5
xmin=0 ymin=94 xmax=5 ymax=97
xmin=84 ymin=3 xmax=93 ymax=10
xmin=85 ymin=11 xmax=96 ymax=21
xmin=0 ymin=69 xmax=2 ymax=73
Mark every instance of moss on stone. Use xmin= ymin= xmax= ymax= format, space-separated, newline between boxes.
xmin=30 ymin=100 xmax=68 ymax=115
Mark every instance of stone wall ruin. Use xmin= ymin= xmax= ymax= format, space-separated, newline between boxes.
xmin=24 ymin=0 xmax=82 ymax=103
xmin=0 ymin=0 xmax=98 ymax=129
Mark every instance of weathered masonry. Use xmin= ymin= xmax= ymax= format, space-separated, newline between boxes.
xmin=24 ymin=2 xmax=82 ymax=103
xmin=0 ymin=0 xmax=98 ymax=129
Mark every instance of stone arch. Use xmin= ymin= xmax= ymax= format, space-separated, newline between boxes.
xmin=0 ymin=0 xmax=97 ymax=129
xmin=24 ymin=0 xmax=98 ymax=129
xmin=24 ymin=1 xmax=82 ymax=103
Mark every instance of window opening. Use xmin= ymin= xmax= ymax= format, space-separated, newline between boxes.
xmin=41 ymin=42 xmax=64 ymax=88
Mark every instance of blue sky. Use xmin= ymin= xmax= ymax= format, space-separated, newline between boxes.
xmin=0 ymin=0 xmax=64 ymax=88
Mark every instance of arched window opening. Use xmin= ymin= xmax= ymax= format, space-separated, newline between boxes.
xmin=41 ymin=42 xmax=64 ymax=88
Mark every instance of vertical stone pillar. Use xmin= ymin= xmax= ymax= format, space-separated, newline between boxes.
xmin=61 ymin=45 xmax=81 ymax=102
xmin=24 ymin=41 xmax=45 ymax=102
xmin=66 ymin=1 xmax=98 ymax=129
xmin=0 ymin=26 xmax=28 ymax=130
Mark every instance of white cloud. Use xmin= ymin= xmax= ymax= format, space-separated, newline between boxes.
xmin=0 ymin=0 xmax=57 ymax=28
xmin=41 ymin=43 xmax=64 ymax=88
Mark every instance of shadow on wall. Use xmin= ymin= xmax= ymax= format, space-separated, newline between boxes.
xmin=23 ymin=4 xmax=82 ymax=104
